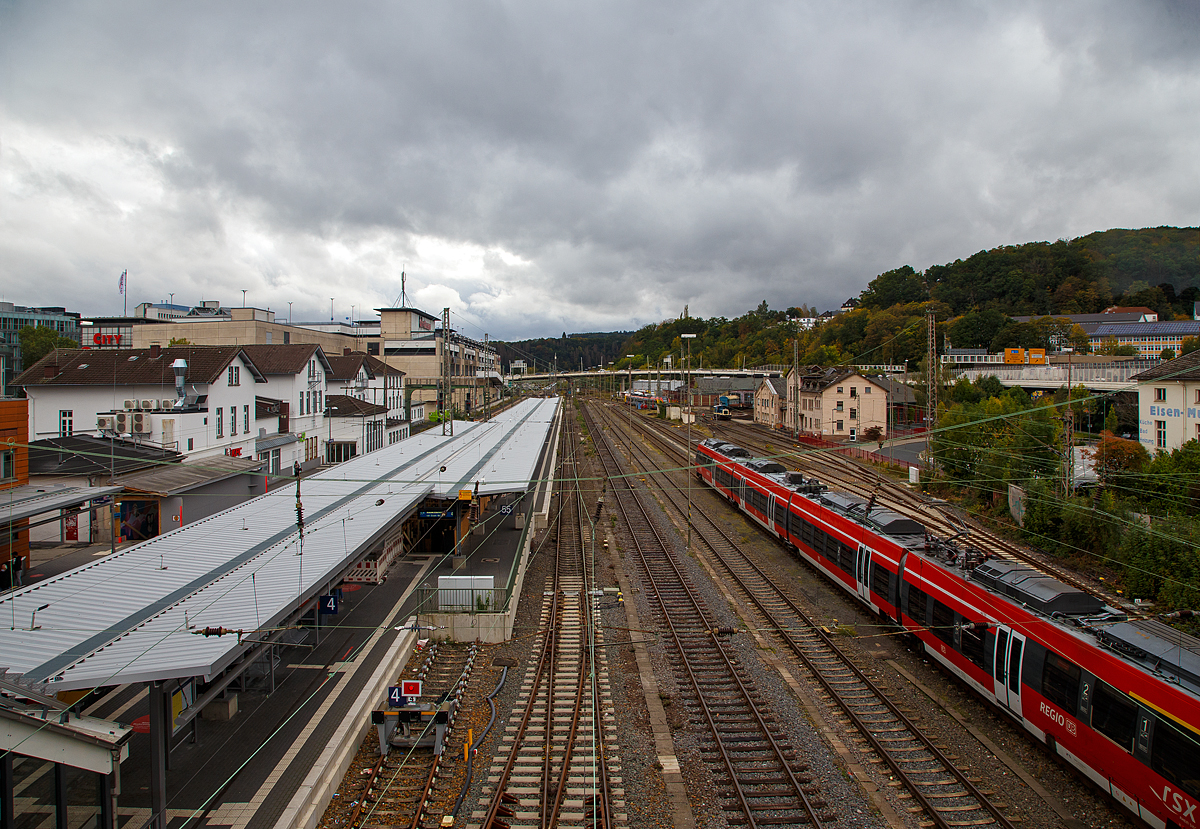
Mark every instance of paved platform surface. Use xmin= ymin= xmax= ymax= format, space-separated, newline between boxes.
xmin=8 ymin=492 xmax=537 ymax=829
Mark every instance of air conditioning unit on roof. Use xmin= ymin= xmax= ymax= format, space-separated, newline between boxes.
xmin=114 ymin=412 xmax=130 ymax=432
xmin=132 ymin=412 xmax=152 ymax=433
xmin=123 ymin=399 xmax=138 ymax=410
xmin=140 ymin=399 xmax=158 ymax=411
xmin=97 ymin=416 xmax=115 ymax=431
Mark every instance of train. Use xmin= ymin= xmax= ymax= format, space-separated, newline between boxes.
xmin=694 ymin=437 xmax=1200 ymax=829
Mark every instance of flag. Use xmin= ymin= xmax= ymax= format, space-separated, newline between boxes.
xmin=118 ymin=270 xmax=127 ymax=294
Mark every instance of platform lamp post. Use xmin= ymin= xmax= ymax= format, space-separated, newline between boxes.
xmin=681 ymin=334 xmax=696 ymax=553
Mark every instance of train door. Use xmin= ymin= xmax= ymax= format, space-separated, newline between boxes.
xmin=993 ymin=626 xmax=1027 ymax=716
xmin=854 ymin=544 xmax=872 ymax=603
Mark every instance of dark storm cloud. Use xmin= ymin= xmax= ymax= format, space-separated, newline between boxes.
xmin=2 ymin=1 xmax=1198 ymax=338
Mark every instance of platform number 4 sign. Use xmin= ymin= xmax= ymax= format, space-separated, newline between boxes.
xmin=319 ymin=594 xmax=338 ymax=615
xmin=388 ymin=680 xmax=422 ymax=707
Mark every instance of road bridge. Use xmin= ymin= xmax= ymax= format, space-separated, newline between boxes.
xmin=945 ymin=359 xmax=1156 ymax=393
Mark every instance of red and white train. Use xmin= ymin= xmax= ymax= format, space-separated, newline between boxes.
xmin=695 ymin=437 xmax=1200 ymax=829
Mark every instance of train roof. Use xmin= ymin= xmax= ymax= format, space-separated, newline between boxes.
xmin=1093 ymin=618 xmax=1200 ymax=696
xmin=970 ymin=560 xmax=1104 ymax=616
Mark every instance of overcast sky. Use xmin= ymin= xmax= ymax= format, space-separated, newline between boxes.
xmin=2 ymin=1 xmax=1198 ymax=341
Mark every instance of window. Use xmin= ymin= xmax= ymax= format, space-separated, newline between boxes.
xmin=836 ymin=419 xmax=844 ymax=431
xmin=849 ymin=408 xmax=857 ymax=420
xmin=1157 ymin=420 xmax=1167 ymax=449
xmin=931 ymin=601 xmax=955 ymax=645
xmin=228 ymin=366 xmax=240 ymax=386
xmin=1150 ymin=715 xmax=1200 ymax=800
xmin=244 ymin=404 xmax=250 ymax=433
xmin=1195 ymin=389 xmax=1200 ymax=405
xmin=863 ymin=386 xmax=871 ymax=395
xmin=59 ymin=410 xmax=73 ymax=437
xmin=0 ymin=449 xmax=14 ymax=481
xmin=188 ymin=438 xmax=194 ymax=451
xmin=836 ymin=386 xmax=843 ymax=394
xmin=836 ymin=400 xmax=844 ymax=411
xmin=317 ymin=390 xmax=322 ymax=413
xmin=299 ymin=392 xmax=305 ymax=416
xmin=961 ymin=621 xmax=987 ymax=668
xmin=230 ymin=406 xmax=237 ymax=436
xmin=1091 ymin=682 xmax=1137 ymax=751
xmin=907 ymin=586 xmax=927 ymax=626
xmin=1041 ymin=651 xmax=1081 ymax=715
xmin=850 ymin=387 xmax=857 ymax=398
xmin=1008 ymin=638 xmax=1023 ymax=693
xmin=1154 ymin=387 xmax=1166 ymax=402
xmin=216 ymin=408 xmax=223 ymax=438
xmin=870 ymin=561 xmax=891 ymax=599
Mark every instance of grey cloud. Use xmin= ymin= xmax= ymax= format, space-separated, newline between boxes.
xmin=1 ymin=1 xmax=1199 ymax=339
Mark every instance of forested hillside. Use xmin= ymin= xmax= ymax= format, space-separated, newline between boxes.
xmin=496 ymin=226 xmax=1198 ymax=373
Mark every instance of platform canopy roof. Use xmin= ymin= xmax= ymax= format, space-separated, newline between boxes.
xmin=0 ymin=398 xmax=558 ymax=692
xmin=0 ymin=484 xmax=122 ymax=524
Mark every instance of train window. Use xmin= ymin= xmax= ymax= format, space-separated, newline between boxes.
xmin=774 ymin=500 xmax=787 ymax=527
xmin=1150 ymin=715 xmax=1200 ymax=800
xmin=1040 ymin=651 xmax=1081 ymax=715
xmin=870 ymin=561 xmax=891 ymax=599
xmin=837 ymin=542 xmax=855 ymax=574
xmin=1008 ymin=639 xmax=1024 ymax=693
xmin=931 ymin=601 xmax=955 ymax=645
xmin=907 ymin=586 xmax=928 ymax=626
xmin=1091 ymin=682 xmax=1137 ymax=752
xmin=994 ymin=630 xmax=1008 ymax=681
xmin=961 ymin=621 xmax=987 ymax=668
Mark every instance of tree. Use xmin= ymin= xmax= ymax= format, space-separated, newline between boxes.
xmin=1182 ymin=336 xmax=1200 ymax=356
xmin=862 ymin=425 xmax=884 ymax=450
xmin=1089 ymin=431 xmax=1149 ymax=493
xmin=1161 ymin=348 xmax=1176 ymax=360
xmin=18 ymin=325 xmax=77 ymax=366
xmin=168 ymin=337 xmax=193 ymax=346
xmin=1103 ymin=404 xmax=1118 ymax=434
xmin=859 ymin=265 xmax=928 ymax=309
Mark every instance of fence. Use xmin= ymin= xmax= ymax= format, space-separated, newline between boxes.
xmin=791 ymin=432 xmax=920 ymax=471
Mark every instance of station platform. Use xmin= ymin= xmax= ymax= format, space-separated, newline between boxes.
xmin=5 ymin=404 xmax=560 ymax=829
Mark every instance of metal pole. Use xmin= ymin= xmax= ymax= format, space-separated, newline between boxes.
xmin=149 ymin=681 xmax=167 ymax=829
xmin=681 ymin=334 xmax=696 ymax=553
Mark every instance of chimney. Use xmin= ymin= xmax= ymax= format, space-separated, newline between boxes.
xmin=44 ymin=364 xmax=59 ymax=378
xmin=150 ymin=344 xmax=161 ymax=358
xmin=344 ymin=347 xmax=351 ymax=356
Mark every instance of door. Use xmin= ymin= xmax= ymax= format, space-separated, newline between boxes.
xmin=993 ymin=626 xmax=1027 ymax=716
xmin=855 ymin=544 xmax=872 ymax=603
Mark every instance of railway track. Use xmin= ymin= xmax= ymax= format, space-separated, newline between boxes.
xmin=328 ymin=641 xmax=480 ymax=829
xmin=589 ymin=404 xmax=836 ymax=828
xmin=595 ymin=402 xmax=1022 ymax=829
xmin=472 ymin=407 xmax=620 ymax=829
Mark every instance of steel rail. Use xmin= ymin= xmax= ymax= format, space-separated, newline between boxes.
xmin=608 ymin=406 xmax=1019 ymax=829
xmin=589 ymin=405 xmax=828 ymax=829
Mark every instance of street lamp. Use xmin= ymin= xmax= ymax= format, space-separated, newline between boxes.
xmin=681 ymin=334 xmax=697 ymax=553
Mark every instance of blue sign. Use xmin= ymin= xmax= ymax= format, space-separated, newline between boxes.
xmin=319 ymin=594 xmax=338 ymax=615
xmin=500 ymin=504 xmax=514 ymax=515
xmin=388 ymin=686 xmax=405 ymax=707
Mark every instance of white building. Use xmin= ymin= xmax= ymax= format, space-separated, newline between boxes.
xmin=17 ymin=345 xmax=267 ymax=461
xmin=239 ymin=344 xmax=333 ymax=468
xmin=1131 ymin=350 xmax=1200 ymax=453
